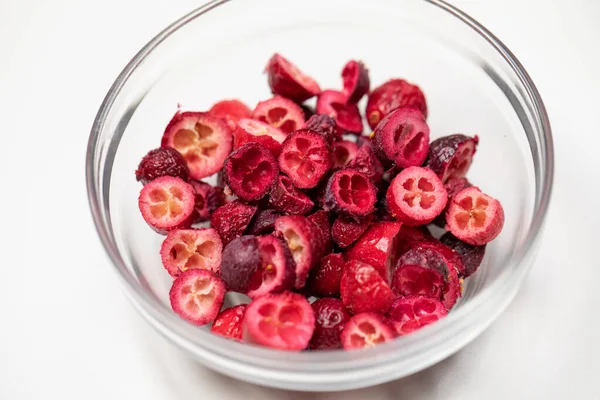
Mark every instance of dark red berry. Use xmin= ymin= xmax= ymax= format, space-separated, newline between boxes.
xmin=135 ymin=147 xmax=190 ymax=185
xmin=209 ymin=99 xmax=252 ymax=130
xmin=347 ymin=144 xmax=384 ymax=184
xmin=309 ymin=298 xmax=351 ymax=350
xmin=366 ymin=79 xmax=427 ymax=130
xmin=265 ymin=53 xmax=321 ymax=103
xmin=340 ymin=260 xmax=395 ymax=315
xmin=303 ymin=114 xmax=343 ymax=144
xmin=247 ymin=235 xmax=296 ymax=298
xmin=278 ymin=129 xmax=332 ymax=189
xmin=210 ymin=200 xmax=257 ymax=245
xmin=307 ymin=210 xmax=333 ymax=254
xmin=425 ymin=134 xmax=479 ymax=183
xmin=440 ymin=232 xmax=486 ymax=277
xmin=252 ymin=96 xmax=306 ymax=134
xmin=341 ymin=60 xmax=370 ymax=104
xmin=332 ymin=140 xmax=358 ymax=169
xmin=324 ymin=169 xmax=377 ymax=218
xmin=211 ymin=305 xmax=247 ymax=341
xmin=245 ymin=209 xmax=281 ymax=235
xmin=316 ymin=90 xmax=363 ymax=134
xmin=220 ymin=235 xmax=261 ymax=293
xmin=306 ymin=253 xmax=344 ymax=297
xmin=331 ymin=214 xmax=373 ymax=248
xmin=388 ymin=296 xmax=447 ymax=336
xmin=269 ymin=175 xmax=314 ymax=215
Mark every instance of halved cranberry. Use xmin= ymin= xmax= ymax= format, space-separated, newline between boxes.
xmin=161 ymin=111 xmax=232 ymax=180
xmin=388 ymin=296 xmax=447 ymax=336
xmin=309 ymin=298 xmax=351 ymax=350
xmin=331 ymin=214 xmax=373 ymax=248
xmin=366 ymin=79 xmax=427 ymax=130
xmin=252 ymin=96 xmax=305 ymax=134
xmin=373 ymin=108 xmax=430 ymax=168
xmin=269 ymin=175 xmax=314 ymax=215
xmin=425 ymin=134 xmax=479 ymax=182
xmin=307 ymin=210 xmax=333 ymax=254
xmin=209 ymin=99 xmax=252 ymax=130
xmin=324 ymin=169 xmax=377 ymax=218
xmin=265 ymin=53 xmax=321 ymax=102
xmin=340 ymin=260 xmax=395 ymax=315
xmin=247 ymin=235 xmax=296 ymax=298
xmin=233 ymin=118 xmax=287 ymax=157
xmin=332 ymin=140 xmax=359 ymax=169
xmin=211 ymin=305 xmax=247 ymax=341
xmin=348 ymin=144 xmax=384 ymax=184
xmin=316 ymin=90 xmax=363 ymax=134
xmin=306 ymin=253 xmax=344 ymax=297
xmin=135 ymin=147 xmax=190 ymax=185
xmin=386 ymin=166 xmax=448 ymax=226
xmin=278 ymin=129 xmax=332 ymax=189
xmin=210 ymin=201 xmax=257 ymax=245
xmin=303 ymin=114 xmax=343 ymax=144
xmin=169 ymin=269 xmax=225 ymax=326
xmin=160 ymin=228 xmax=222 ymax=278
xmin=341 ymin=60 xmax=370 ymax=104
xmin=341 ymin=313 xmax=396 ymax=350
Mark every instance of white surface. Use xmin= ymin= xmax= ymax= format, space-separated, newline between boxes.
xmin=0 ymin=0 xmax=599 ymax=398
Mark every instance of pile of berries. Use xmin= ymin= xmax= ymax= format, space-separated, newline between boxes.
xmin=136 ymin=54 xmax=504 ymax=351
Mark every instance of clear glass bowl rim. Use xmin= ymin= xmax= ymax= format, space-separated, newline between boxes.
xmin=86 ymin=0 xmax=554 ymax=379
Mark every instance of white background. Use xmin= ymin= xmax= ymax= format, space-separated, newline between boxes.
xmin=1 ymin=0 xmax=599 ymax=399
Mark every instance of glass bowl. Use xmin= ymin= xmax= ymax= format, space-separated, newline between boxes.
xmin=86 ymin=0 xmax=553 ymax=392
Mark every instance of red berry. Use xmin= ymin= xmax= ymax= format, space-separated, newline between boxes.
xmin=138 ymin=176 xmax=196 ymax=234
xmin=332 ymin=140 xmax=359 ymax=169
xmin=340 ymin=260 xmax=395 ymax=315
xmin=160 ymin=228 xmax=222 ymax=278
xmin=278 ymin=129 xmax=332 ymax=189
xmin=247 ymin=235 xmax=296 ymax=298
xmin=331 ymin=214 xmax=373 ymax=248
xmin=245 ymin=209 xmax=281 ymax=235
xmin=316 ymin=90 xmax=363 ymax=134
xmin=252 ymin=96 xmax=306 ymax=134
xmin=135 ymin=147 xmax=190 ymax=185
xmin=324 ymin=169 xmax=377 ymax=218
xmin=440 ymin=232 xmax=486 ymax=277
xmin=265 ymin=54 xmax=321 ymax=103
xmin=210 ymin=200 xmax=257 ymax=245
xmin=220 ymin=235 xmax=261 ymax=292
xmin=388 ymin=296 xmax=447 ymax=336
xmin=345 ymin=221 xmax=402 ymax=282
xmin=274 ymin=215 xmax=324 ymax=289
xmin=306 ymin=253 xmax=345 ymax=297
xmin=307 ymin=210 xmax=333 ymax=254
xmin=243 ymin=291 xmax=315 ymax=351
xmin=209 ymin=99 xmax=252 ymax=130
xmin=341 ymin=312 xmax=396 ymax=350
xmin=373 ymin=108 xmax=430 ymax=168
xmin=446 ymin=186 xmax=505 ymax=245
xmin=425 ymin=134 xmax=479 ymax=183
xmin=190 ymin=181 xmax=225 ymax=222
xmin=347 ymin=144 xmax=384 ymax=184
xmin=386 ymin=166 xmax=448 ymax=226
xmin=366 ymin=79 xmax=427 ymax=130
xmin=169 ymin=269 xmax=225 ymax=326
xmin=309 ymin=298 xmax=351 ymax=350
xmin=233 ymin=118 xmax=287 ymax=157
xmin=223 ymin=142 xmax=279 ymax=202
xmin=269 ymin=175 xmax=314 ymax=215
xmin=161 ymin=111 xmax=232 ymax=180
xmin=211 ymin=305 xmax=247 ymax=341
xmin=341 ymin=60 xmax=370 ymax=104
xmin=303 ymin=114 xmax=343 ymax=144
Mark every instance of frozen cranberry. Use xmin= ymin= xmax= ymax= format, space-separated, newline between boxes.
xmin=446 ymin=186 xmax=505 ymax=245
xmin=388 ymin=296 xmax=447 ymax=336
xmin=309 ymin=298 xmax=351 ymax=350
xmin=425 ymin=134 xmax=479 ymax=182
xmin=161 ymin=111 xmax=232 ymax=180
xmin=341 ymin=60 xmax=370 ymax=104
xmin=341 ymin=313 xmax=396 ymax=350
xmin=245 ymin=209 xmax=281 ymax=235
xmin=340 ymin=260 xmax=395 ymax=315
xmin=220 ymin=235 xmax=261 ymax=293
xmin=269 ymin=175 xmax=314 ymax=215
xmin=211 ymin=305 xmax=247 ymax=341
xmin=278 ymin=129 xmax=332 ymax=189
xmin=324 ymin=169 xmax=377 ymax=218
xmin=169 ymin=269 xmax=225 ymax=326
xmin=331 ymin=214 xmax=373 ymax=248
xmin=247 ymin=235 xmax=296 ymax=298
xmin=332 ymin=140 xmax=359 ymax=169
xmin=306 ymin=253 xmax=344 ymax=297
xmin=307 ymin=210 xmax=333 ymax=254
xmin=303 ymin=114 xmax=343 ymax=144
xmin=138 ymin=176 xmax=196 ymax=234
xmin=233 ymin=118 xmax=287 ymax=157
xmin=243 ymin=291 xmax=315 ymax=351
xmin=366 ymin=79 xmax=427 ymax=129
xmin=348 ymin=144 xmax=384 ymax=184
xmin=373 ymin=108 xmax=430 ymax=168
xmin=317 ymin=90 xmax=363 ymax=134
xmin=190 ymin=181 xmax=225 ymax=222
xmin=386 ymin=166 xmax=448 ymax=226
xmin=440 ymin=232 xmax=486 ymax=277
xmin=223 ymin=142 xmax=279 ymax=202
xmin=265 ymin=53 xmax=321 ymax=102
xmin=160 ymin=228 xmax=222 ymax=278
xmin=210 ymin=201 xmax=257 ymax=245
xmin=252 ymin=96 xmax=305 ymax=134
xmin=209 ymin=99 xmax=252 ymax=130
xmin=135 ymin=147 xmax=190 ymax=185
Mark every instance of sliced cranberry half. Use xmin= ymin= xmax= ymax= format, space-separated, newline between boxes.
xmin=233 ymin=118 xmax=287 ymax=157
xmin=425 ymin=134 xmax=479 ymax=182
xmin=303 ymin=114 xmax=343 ymax=144
xmin=211 ymin=304 xmax=247 ymax=341
xmin=366 ymin=78 xmax=428 ymax=130
xmin=332 ymin=140 xmax=358 ymax=169
xmin=446 ymin=186 xmax=505 ymax=245
xmin=138 ymin=176 xmax=195 ymax=234
xmin=247 ymin=235 xmax=296 ymax=299
xmin=160 ymin=228 xmax=222 ymax=278
xmin=161 ymin=111 xmax=232 ymax=180
xmin=341 ymin=313 xmax=396 ymax=350
xmin=243 ymin=291 xmax=315 ymax=351
xmin=169 ymin=269 xmax=225 ymax=326
xmin=388 ymin=296 xmax=447 ymax=336
xmin=316 ymin=90 xmax=363 ymax=134
xmin=278 ymin=129 xmax=332 ymax=189
xmin=252 ymin=96 xmax=305 ymax=134
xmin=386 ymin=166 xmax=448 ymax=226
xmin=210 ymin=201 xmax=257 ymax=245
xmin=340 ymin=260 xmax=395 ymax=315
xmin=331 ymin=214 xmax=373 ymax=248
xmin=306 ymin=253 xmax=344 ymax=297
xmin=209 ymin=99 xmax=251 ymax=130
xmin=269 ymin=175 xmax=314 ymax=215
xmin=265 ymin=53 xmax=321 ymax=103
xmin=341 ymin=60 xmax=370 ymax=104
xmin=324 ymin=168 xmax=377 ymax=218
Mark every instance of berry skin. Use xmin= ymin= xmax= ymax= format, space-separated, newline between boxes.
xmin=135 ymin=147 xmax=190 ymax=185
xmin=341 ymin=60 xmax=370 ymax=104
xmin=211 ymin=305 xmax=247 ymax=341
xmin=245 ymin=209 xmax=281 ymax=235
xmin=440 ymin=232 xmax=486 ymax=277
xmin=278 ymin=129 xmax=333 ymax=189
xmin=309 ymin=298 xmax=351 ymax=350
xmin=233 ymin=118 xmax=287 ymax=157
xmin=265 ymin=53 xmax=321 ymax=103
xmin=190 ymin=181 xmax=225 ymax=223
xmin=348 ymin=144 xmax=384 ymax=184
xmin=303 ymin=114 xmax=343 ymax=144
xmin=169 ymin=269 xmax=226 ymax=326
xmin=223 ymin=142 xmax=279 ymax=202
xmin=160 ymin=228 xmax=223 ymax=278
xmin=243 ymin=291 xmax=315 ymax=351
xmin=307 ymin=210 xmax=333 ymax=254
xmin=386 ymin=166 xmax=448 ymax=226
xmin=209 ymin=99 xmax=252 ymax=130
xmin=366 ymin=79 xmax=427 ymax=130
xmin=340 ymin=260 xmax=395 ymax=315
xmin=316 ymin=90 xmax=363 ymax=134
xmin=306 ymin=253 xmax=345 ymax=297
xmin=324 ymin=169 xmax=377 ymax=218
xmin=425 ymin=134 xmax=478 ymax=183
xmin=210 ymin=201 xmax=257 ymax=245
xmin=332 ymin=140 xmax=359 ymax=169
xmin=445 ymin=186 xmax=505 ymax=245
xmin=269 ymin=175 xmax=314 ymax=215
xmin=252 ymin=95 xmax=306 ymax=134
xmin=138 ymin=176 xmax=196 ymax=234
xmin=388 ymin=296 xmax=448 ymax=336
xmin=161 ymin=111 xmax=232 ymax=180
xmin=331 ymin=214 xmax=373 ymax=248
xmin=341 ymin=313 xmax=396 ymax=350
xmin=220 ymin=235 xmax=261 ymax=293
xmin=247 ymin=235 xmax=296 ymax=299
